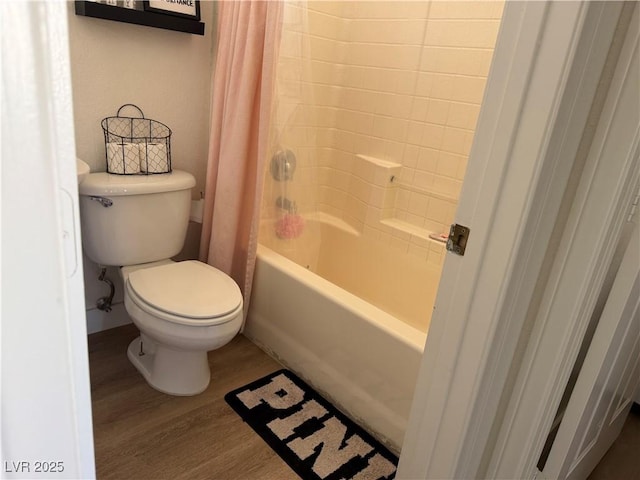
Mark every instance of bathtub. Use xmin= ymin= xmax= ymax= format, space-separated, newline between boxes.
xmin=244 ymin=214 xmax=441 ymax=451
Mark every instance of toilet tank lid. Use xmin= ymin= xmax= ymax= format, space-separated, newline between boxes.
xmin=79 ymin=170 xmax=195 ymax=197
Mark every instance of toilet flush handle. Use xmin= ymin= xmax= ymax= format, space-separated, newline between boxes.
xmin=89 ymin=195 xmax=113 ymax=208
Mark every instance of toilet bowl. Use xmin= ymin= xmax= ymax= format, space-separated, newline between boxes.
xmin=78 ymin=170 xmax=244 ymax=396
xmin=122 ymin=260 xmax=243 ymax=395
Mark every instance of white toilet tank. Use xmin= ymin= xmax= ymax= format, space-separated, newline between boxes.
xmin=78 ymin=170 xmax=196 ymax=266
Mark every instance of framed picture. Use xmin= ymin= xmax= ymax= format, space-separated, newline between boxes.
xmin=144 ymin=0 xmax=201 ymax=21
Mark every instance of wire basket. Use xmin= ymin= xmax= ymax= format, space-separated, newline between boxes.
xmin=101 ymin=104 xmax=172 ymax=175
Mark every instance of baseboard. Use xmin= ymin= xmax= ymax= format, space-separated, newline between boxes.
xmin=86 ymin=302 xmax=132 ymax=334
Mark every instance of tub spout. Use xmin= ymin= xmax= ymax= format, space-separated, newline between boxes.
xmin=276 ymin=196 xmax=297 ymax=214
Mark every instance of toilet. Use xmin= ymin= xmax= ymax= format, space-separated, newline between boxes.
xmin=78 ymin=170 xmax=243 ymax=396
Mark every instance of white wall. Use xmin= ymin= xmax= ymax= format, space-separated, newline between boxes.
xmin=67 ymin=1 xmax=216 ymax=193
xmin=66 ymin=2 xmax=215 ymax=330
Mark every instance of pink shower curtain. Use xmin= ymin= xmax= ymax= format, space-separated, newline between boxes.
xmin=199 ymin=0 xmax=282 ymax=322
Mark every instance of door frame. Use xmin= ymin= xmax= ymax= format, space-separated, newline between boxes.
xmin=489 ymin=4 xmax=640 ymax=478
xmin=398 ymin=1 xmax=632 ymax=478
xmin=542 ymin=211 xmax=639 ymax=480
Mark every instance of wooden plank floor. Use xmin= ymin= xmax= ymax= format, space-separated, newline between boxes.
xmin=90 ymin=325 xmax=638 ymax=480
xmin=89 ymin=324 xmax=295 ymax=480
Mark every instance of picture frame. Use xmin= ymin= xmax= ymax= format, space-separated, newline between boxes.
xmin=143 ymin=0 xmax=200 ymax=21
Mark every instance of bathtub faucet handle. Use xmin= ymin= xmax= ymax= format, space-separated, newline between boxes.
xmin=270 ymin=149 xmax=297 ymax=181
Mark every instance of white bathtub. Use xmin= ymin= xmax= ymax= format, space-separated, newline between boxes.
xmin=245 ymin=214 xmax=441 ymax=452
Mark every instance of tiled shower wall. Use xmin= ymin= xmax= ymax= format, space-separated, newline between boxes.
xmin=265 ymin=1 xmax=503 ymax=264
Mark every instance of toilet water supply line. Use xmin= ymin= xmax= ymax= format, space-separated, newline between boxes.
xmin=96 ymin=267 xmax=115 ymax=312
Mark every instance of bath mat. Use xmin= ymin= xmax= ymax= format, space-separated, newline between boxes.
xmin=225 ymin=369 xmax=398 ymax=480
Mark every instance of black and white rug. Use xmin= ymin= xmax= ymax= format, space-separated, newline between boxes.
xmin=225 ymin=369 xmax=398 ymax=480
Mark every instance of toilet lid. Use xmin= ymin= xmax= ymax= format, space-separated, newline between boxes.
xmin=127 ymin=261 xmax=242 ymax=319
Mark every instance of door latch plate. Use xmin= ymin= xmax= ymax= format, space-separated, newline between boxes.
xmin=446 ymin=223 xmax=470 ymax=256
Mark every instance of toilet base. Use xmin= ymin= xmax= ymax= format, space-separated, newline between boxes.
xmin=127 ymin=336 xmax=211 ymax=396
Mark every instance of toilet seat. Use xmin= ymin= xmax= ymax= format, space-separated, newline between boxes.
xmin=126 ymin=260 xmax=243 ymax=327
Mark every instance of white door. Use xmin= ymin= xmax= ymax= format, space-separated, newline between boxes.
xmin=484 ymin=3 xmax=639 ymax=477
xmin=1 ymin=2 xmax=95 ymax=477
xmin=542 ymin=215 xmax=640 ymax=480
xmin=398 ymin=2 xmax=630 ymax=478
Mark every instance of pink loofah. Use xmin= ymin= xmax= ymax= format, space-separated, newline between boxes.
xmin=275 ymin=214 xmax=305 ymax=239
